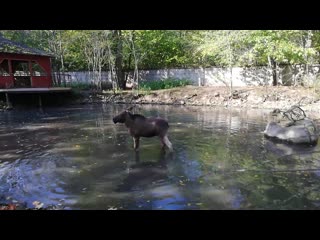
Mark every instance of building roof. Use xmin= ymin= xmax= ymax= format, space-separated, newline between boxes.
xmin=0 ymin=34 xmax=53 ymax=57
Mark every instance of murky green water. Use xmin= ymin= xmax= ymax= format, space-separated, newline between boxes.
xmin=1 ymin=104 xmax=320 ymax=210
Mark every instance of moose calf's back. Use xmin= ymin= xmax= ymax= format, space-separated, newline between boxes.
xmin=132 ymin=116 xmax=169 ymax=138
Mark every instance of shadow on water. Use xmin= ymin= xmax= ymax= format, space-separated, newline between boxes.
xmin=117 ymin=150 xmax=168 ymax=192
xmin=114 ymin=150 xmax=193 ymax=210
xmin=1 ymin=104 xmax=320 ymax=209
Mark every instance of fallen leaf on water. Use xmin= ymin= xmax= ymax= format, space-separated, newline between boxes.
xmin=107 ymin=207 xmax=117 ymax=210
xmin=179 ymin=180 xmax=185 ymax=186
xmin=7 ymin=204 xmax=16 ymax=210
xmin=32 ymin=201 xmax=44 ymax=209
xmin=0 ymin=204 xmax=16 ymax=210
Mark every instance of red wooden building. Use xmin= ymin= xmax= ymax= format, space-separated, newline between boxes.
xmin=0 ymin=34 xmax=53 ymax=89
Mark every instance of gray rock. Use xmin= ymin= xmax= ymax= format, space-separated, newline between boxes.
xmin=264 ymin=119 xmax=319 ymax=144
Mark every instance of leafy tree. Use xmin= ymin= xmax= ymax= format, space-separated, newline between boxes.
xmin=241 ymin=30 xmax=316 ymax=85
xmin=2 ymin=30 xmax=320 ymax=88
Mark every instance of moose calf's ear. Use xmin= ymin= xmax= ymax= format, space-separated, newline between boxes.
xmin=126 ymin=106 xmax=134 ymax=111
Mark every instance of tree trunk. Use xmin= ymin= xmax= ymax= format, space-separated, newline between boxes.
xmin=105 ymin=36 xmax=116 ymax=93
xmin=229 ymin=66 xmax=233 ymax=94
xmin=130 ymin=31 xmax=139 ymax=92
xmin=114 ymin=30 xmax=126 ymax=90
xmin=304 ymin=30 xmax=312 ymax=75
xmin=58 ymin=31 xmax=65 ymax=73
xmin=268 ymin=56 xmax=278 ymax=86
xmin=272 ymin=59 xmax=277 ymax=86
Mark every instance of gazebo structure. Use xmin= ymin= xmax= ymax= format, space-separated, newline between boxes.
xmin=0 ymin=34 xmax=54 ymax=88
xmin=0 ymin=34 xmax=71 ymax=108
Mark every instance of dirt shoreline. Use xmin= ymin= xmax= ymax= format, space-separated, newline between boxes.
xmin=81 ymin=85 xmax=320 ymax=118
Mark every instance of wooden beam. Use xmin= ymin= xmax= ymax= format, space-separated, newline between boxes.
xmin=38 ymin=95 xmax=42 ymax=108
xmin=5 ymin=93 xmax=13 ymax=109
xmin=0 ymin=87 xmax=71 ymax=93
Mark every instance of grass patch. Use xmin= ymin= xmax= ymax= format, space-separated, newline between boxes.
xmin=55 ymin=82 xmax=92 ymax=90
xmin=139 ymin=78 xmax=191 ymax=91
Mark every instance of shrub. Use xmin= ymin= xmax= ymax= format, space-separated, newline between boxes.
xmin=64 ymin=82 xmax=92 ymax=90
xmin=139 ymin=78 xmax=191 ymax=91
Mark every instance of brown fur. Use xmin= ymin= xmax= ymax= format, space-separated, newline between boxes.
xmin=113 ymin=108 xmax=173 ymax=151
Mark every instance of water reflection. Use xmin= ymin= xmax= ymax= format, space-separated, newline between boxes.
xmin=117 ymin=151 xmax=168 ymax=192
xmin=116 ymin=151 xmax=191 ymax=210
xmin=0 ymin=104 xmax=320 ymax=209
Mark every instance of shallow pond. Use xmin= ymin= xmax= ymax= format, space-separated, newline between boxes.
xmin=1 ymin=104 xmax=320 ymax=210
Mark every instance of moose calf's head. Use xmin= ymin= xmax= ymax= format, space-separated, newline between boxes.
xmin=113 ymin=106 xmax=134 ymax=124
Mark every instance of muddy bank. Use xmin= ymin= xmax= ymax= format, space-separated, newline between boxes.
xmin=79 ymin=86 xmax=320 ymax=118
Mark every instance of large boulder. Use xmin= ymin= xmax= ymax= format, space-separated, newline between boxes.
xmin=264 ymin=118 xmax=319 ymax=144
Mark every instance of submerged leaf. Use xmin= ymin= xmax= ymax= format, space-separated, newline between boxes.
xmin=32 ymin=201 xmax=44 ymax=209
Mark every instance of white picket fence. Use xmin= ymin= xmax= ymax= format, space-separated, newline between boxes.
xmin=53 ymin=65 xmax=320 ymax=87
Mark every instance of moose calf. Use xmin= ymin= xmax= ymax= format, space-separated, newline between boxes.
xmin=113 ymin=107 xmax=173 ymax=152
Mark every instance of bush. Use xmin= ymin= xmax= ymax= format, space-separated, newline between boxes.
xmin=64 ymin=82 xmax=92 ymax=90
xmin=139 ymin=78 xmax=191 ymax=91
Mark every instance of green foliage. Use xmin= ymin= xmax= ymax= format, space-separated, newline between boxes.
xmin=196 ymin=30 xmax=250 ymax=67
xmin=139 ymin=78 xmax=191 ymax=90
xmin=133 ymin=30 xmax=202 ymax=69
xmin=195 ymin=30 xmax=319 ymax=68
xmin=62 ymin=30 xmax=88 ymax=71
xmin=65 ymin=82 xmax=92 ymax=90
xmin=2 ymin=30 xmax=320 ymax=72
xmin=240 ymin=30 xmax=317 ymax=66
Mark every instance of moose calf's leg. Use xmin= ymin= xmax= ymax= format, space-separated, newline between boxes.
xmin=160 ymin=137 xmax=166 ymax=150
xmin=163 ymin=135 xmax=173 ymax=152
xmin=133 ymin=137 xmax=140 ymax=151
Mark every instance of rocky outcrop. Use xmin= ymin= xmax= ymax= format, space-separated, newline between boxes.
xmin=264 ymin=119 xmax=319 ymax=144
